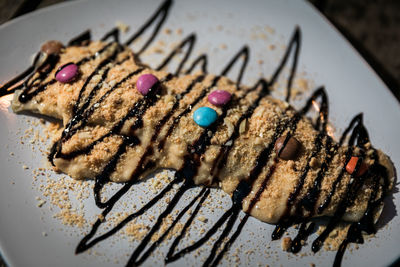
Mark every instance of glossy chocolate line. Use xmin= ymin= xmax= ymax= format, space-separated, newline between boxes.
xmin=75 ymin=42 xmax=116 ymax=66
xmin=338 ymin=113 xmax=365 ymax=146
xmin=218 ymin=45 xmax=249 ymax=86
xmin=76 ymin=175 xmax=183 ymax=253
xmin=126 ymin=180 xmax=193 ymax=266
xmin=290 ymin=221 xmax=315 ymax=253
xmin=15 ymin=42 xmax=130 ymax=164
xmin=7 ymin=2 xmax=282 ymax=266
xmin=280 ymin=90 xmax=330 ymax=213
xmin=184 ymin=54 xmax=208 ymax=74
xmin=132 ymin=188 xmax=210 ymax=265
xmin=18 ymin=55 xmax=59 ymax=103
xmin=299 ymin=137 xmax=335 ymax=213
xmin=71 ymin=45 xmax=123 ymax=116
xmin=156 ymin=34 xmax=196 ymax=75
xmin=317 ymin=150 xmax=352 ymax=213
xmin=118 ymin=76 xmax=208 ymax=186
xmin=0 ymin=84 xmax=23 ymax=97
xmin=82 ymin=35 xmax=209 ymax=189
xmin=119 ymin=73 xmax=174 ymax=132
xmin=101 ymin=27 xmax=120 ymax=43
xmin=268 ymin=27 xmax=300 ymax=99
xmin=220 ymin=46 xmax=249 ymax=86
xmin=0 ymin=52 xmax=42 ymax=97
xmin=202 ymin=208 xmax=241 ymax=267
xmin=166 ymin=206 xmax=237 ymax=263
xmin=124 ymin=0 xmax=173 ymax=55
xmin=332 ymin=225 xmax=354 ymax=267
xmin=165 ymin=186 xmax=214 ymax=262
xmin=156 ymin=76 xmax=217 ymax=151
xmin=68 ymin=30 xmax=91 ymax=46
xmin=274 ymin=137 xmax=335 ymax=244
xmin=159 ymin=46 xmax=253 ymax=180
xmin=202 ymin=155 xmax=281 ymax=265
xmin=54 ymin=62 xmax=75 ymax=77
xmin=72 ymin=56 xmax=138 ymax=120
xmin=284 ymin=27 xmax=300 ymax=102
xmin=211 ymin=179 xmax=272 ymax=266
xmin=209 ymin=212 xmax=250 ymax=267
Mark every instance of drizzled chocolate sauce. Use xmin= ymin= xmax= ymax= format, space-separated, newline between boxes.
xmin=0 ymin=0 xmax=392 ymax=266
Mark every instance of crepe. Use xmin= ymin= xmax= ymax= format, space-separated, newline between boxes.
xmin=11 ymin=40 xmax=394 ymax=225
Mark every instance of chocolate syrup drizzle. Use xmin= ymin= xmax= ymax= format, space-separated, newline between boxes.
xmin=0 ymin=0 xmax=392 ymax=266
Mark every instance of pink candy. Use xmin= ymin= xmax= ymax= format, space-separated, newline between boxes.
xmin=136 ymin=74 xmax=159 ymax=96
xmin=55 ymin=63 xmax=78 ymax=83
xmin=208 ymin=90 xmax=231 ymax=106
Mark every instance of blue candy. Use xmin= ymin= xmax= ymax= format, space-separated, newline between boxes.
xmin=193 ymin=107 xmax=218 ymax=127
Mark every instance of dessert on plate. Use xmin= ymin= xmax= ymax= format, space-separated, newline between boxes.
xmin=10 ymin=40 xmax=394 ymax=226
xmin=0 ymin=0 xmax=395 ymax=266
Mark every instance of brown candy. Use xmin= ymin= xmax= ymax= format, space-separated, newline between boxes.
xmin=274 ymin=135 xmax=301 ymax=160
xmin=40 ymin=40 xmax=64 ymax=55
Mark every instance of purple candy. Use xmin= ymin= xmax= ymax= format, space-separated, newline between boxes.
xmin=208 ymin=90 xmax=231 ymax=106
xmin=136 ymin=74 xmax=159 ymax=95
xmin=55 ymin=63 xmax=78 ymax=83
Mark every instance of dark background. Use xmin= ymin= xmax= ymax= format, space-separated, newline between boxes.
xmin=0 ymin=0 xmax=399 ymax=266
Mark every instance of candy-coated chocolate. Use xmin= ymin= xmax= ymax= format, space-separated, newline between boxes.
xmin=193 ymin=107 xmax=218 ymax=127
xmin=55 ymin=63 xmax=78 ymax=83
xmin=274 ymin=135 xmax=301 ymax=160
xmin=41 ymin=40 xmax=64 ymax=55
xmin=136 ymin=74 xmax=159 ymax=95
xmin=346 ymin=156 xmax=368 ymax=177
xmin=208 ymin=90 xmax=231 ymax=106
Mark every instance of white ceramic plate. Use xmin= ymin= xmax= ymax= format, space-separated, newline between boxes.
xmin=0 ymin=0 xmax=399 ymax=266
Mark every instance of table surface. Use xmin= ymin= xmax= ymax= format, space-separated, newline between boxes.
xmin=0 ymin=0 xmax=399 ymax=266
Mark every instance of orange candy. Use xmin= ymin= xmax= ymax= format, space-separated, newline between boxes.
xmin=345 ymin=156 xmax=368 ymax=177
